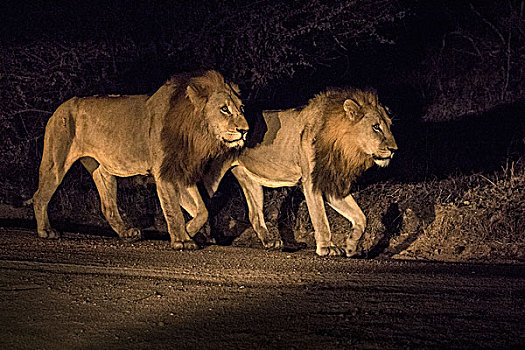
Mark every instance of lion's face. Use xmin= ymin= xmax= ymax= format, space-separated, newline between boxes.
xmin=186 ymin=73 xmax=249 ymax=150
xmin=344 ymin=101 xmax=398 ymax=167
xmin=204 ymin=90 xmax=249 ymax=149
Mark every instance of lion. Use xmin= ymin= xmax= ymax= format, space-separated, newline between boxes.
xmin=206 ymin=88 xmax=397 ymax=257
xmin=31 ymin=70 xmax=248 ymax=250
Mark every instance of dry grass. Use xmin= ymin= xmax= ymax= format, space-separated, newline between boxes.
xmin=282 ymin=158 xmax=525 ymax=262
xmin=403 ymin=161 xmax=525 ymax=262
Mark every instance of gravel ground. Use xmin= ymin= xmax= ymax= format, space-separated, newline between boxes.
xmin=0 ymin=229 xmax=524 ymax=349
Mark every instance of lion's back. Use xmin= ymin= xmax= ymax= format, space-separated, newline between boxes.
xmin=75 ymin=94 xmax=149 ymax=124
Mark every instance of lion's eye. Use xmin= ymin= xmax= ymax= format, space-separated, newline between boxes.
xmin=373 ymin=124 xmax=381 ymax=132
xmin=220 ymin=106 xmax=230 ymax=114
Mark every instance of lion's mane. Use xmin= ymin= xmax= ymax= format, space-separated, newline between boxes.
xmin=311 ymin=89 xmax=378 ymax=198
xmin=159 ymin=71 xmax=240 ymax=186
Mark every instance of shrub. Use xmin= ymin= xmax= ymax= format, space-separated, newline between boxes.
xmin=417 ymin=2 xmax=525 ymax=121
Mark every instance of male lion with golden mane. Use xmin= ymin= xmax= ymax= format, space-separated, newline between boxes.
xmin=31 ymin=70 xmax=248 ymax=250
xmin=207 ymin=88 xmax=397 ymax=257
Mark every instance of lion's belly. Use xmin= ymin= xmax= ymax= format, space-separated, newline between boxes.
xmin=73 ymin=132 xmax=151 ymax=177
xmin=241 ymin=166 xmax=300 ymax=188
xmin=77 ymin=147 xmax=150 ymax=177
xmin=93 ymin=154 xmax=150 ymax=177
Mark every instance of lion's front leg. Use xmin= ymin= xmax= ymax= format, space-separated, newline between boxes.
xmin=326 ymin=194 xmax=366 ymax=258
xmin=155 ymin=178 xmax=198 ymax=250
xmin=302 ymin=179 xmax=345 ymax=257
xmin=180 ymin=185 xmax=214 ymax=244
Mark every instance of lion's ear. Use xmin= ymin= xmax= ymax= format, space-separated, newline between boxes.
xmin=343 ymin=99 xmax=360 ymax=121
xmin=186 ymin=80 xmax=208 ymax=110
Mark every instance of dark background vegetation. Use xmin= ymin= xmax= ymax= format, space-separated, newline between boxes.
xmin=1 ymin=0 xmax=524 ymax=260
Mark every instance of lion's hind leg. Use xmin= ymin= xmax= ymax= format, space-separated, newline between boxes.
xmin=32 ymin=158 xmax=72 ymax=239
xmin=83 ymin=160 xmax=142 ymax=241
xmin=232 ymin=166 xmax=283 ymax=250
xmin=32 ymin=113 xmax=78 ymax=239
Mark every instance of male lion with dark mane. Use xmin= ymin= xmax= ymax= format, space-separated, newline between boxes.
xmin=31 ymin=70 xmax=248 ymax=250
xmin=207 ymin=88 xmax=397 ymax=257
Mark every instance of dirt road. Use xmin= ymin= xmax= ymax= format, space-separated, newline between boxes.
xmin=0 ymin=229 xmax=524 ymax=349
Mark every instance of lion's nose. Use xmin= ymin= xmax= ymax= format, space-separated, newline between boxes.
xmin=237 ymin=128 xmax=248 ymax=137
xmin=388 ymin=140 xmax=398 ymax=153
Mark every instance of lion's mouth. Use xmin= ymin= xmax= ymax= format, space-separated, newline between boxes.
xmin=223 ymin=131 xmax=247 ymax=146
xmin=223 ymin=136 xmax=246 ymax=148
xmin=372 ymin=155 xmax=392 ymax=161
xmin=224 ymin=138 xmax=244 ymax=144
xmin=372 ymin=154 xmax=393 ymax=167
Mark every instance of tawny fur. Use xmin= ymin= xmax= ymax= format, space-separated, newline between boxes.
xmin=31 ymin=70 xmax=248 ymax=249
xmin=209 ymin=86 xmax=397 ymax=256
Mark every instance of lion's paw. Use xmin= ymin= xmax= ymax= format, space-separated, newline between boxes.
xmin=119 ymin=228 xmax=143 ymax=241
xmin=344 ymin=246 xmax=362 ymax=258
xmin=263 ymin=239 xmax=283 ymax=250
xmin=316 ymin=245 xmax=346 ymax=257
xmin=38 ymin=228 xmax=60 ymax=239
xmin=171 ymin=240 xmax=199 ymax=251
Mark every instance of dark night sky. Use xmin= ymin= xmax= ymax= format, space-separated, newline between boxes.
xmin=0 ymin=1 xmax=467 ymax=77
xmin=0 ymin=1 xmax=451 ymax=50
xmin=0 ymin=1 xmax=466 ymax=89
xmin=1 ymin=1 xmax=521 ymax=109
xmin=0 ymin=1 xmax=465 ymax=42
xmin=1 ymin=1 xmax=205 ymax=40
